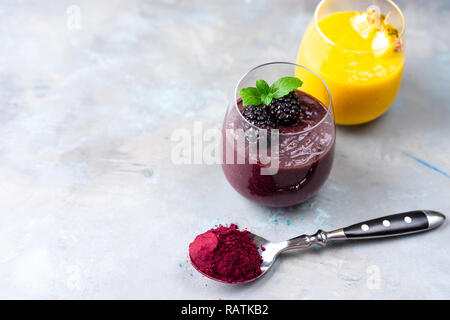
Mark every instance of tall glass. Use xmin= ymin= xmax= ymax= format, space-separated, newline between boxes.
xmin=222 ymin=62 xmax=335 ymax=207
xmin=297 ymin=0 xmax=405 ymax=125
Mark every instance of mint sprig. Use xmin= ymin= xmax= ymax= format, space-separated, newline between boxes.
xmin=238 ymin=77 xmax=303 ymax=106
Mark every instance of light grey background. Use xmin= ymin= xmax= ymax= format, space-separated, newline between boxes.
xmin=0 ymin=0 xmax=449 ymax=299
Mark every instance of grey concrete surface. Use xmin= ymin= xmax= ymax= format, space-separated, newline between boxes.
xmin=0 ymin=0 xmax=449 ymax=299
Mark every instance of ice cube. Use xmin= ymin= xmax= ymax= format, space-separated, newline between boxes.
xmin=350 ymin=12 xmax=372 ymax=39
xmin=372 ymin=30 xmax=390 ymax=57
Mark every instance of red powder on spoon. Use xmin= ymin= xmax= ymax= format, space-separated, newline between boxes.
xmin=189 ymin=224 xmax=262 ymax=283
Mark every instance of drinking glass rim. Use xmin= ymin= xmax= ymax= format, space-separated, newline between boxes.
xmin=234 ymin=61 xmax=333 ymax=136
xmin=314 ymin=0 xmax=405 ymax=54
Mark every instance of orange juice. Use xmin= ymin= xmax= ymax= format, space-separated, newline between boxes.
xmin=297 ymin=10 xmax=404 ymax=125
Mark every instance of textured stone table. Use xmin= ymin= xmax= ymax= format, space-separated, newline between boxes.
xmin=0 ymin=0 xmax=449 ymax=299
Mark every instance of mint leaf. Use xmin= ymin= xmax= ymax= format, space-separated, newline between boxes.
xmin=270 ymin=77 xmax=303 ymax=99
xmin=260 ymin=92 xmax=273 ymax=106
xmin=256 ymin=79 xmax=270 ymax=95
xmin=238 ymin=87 xmax=262 ymax=106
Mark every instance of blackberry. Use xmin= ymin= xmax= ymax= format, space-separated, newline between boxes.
xmin=241 ymin=105 xmax=275 ymax=129
xmin=268 ymin=91 xmax=302 ymax=126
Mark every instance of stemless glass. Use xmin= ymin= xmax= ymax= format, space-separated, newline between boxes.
xmin=297 ymin=0 xmax=405 ymax=125
xmin=222 ymin=62 xmax=335 ymax=207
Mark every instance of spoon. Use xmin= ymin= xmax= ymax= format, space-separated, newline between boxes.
xmin=196 ymin=210 xmax=445 ymax=284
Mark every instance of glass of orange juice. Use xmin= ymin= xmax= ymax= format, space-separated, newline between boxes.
xmin=296 ymin=0 xmax=405 ymax=125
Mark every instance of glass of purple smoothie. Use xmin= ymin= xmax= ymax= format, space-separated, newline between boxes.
xmin=222 ymin=62 xmax=335 ymax=207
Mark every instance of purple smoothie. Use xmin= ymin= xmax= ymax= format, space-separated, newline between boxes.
xmin=222 ymin=90 xmax=335 ymax=207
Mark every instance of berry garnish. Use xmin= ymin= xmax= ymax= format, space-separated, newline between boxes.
xmin=268 ymin=91 xmax=301 ymax=126
xmin=241 ymin=105 xmax=275 ymax=129
xmin=238 ymin=76 xmax=303 ymax=127
xmin=238 ymin=77 xmax=303 ymax=107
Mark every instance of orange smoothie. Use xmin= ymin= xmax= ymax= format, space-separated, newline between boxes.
xmin=296 ymin=10 xmax=404 ymax=125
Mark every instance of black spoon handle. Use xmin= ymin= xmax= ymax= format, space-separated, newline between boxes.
xmin=340 ymin=210 xmax=445 ymax=240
